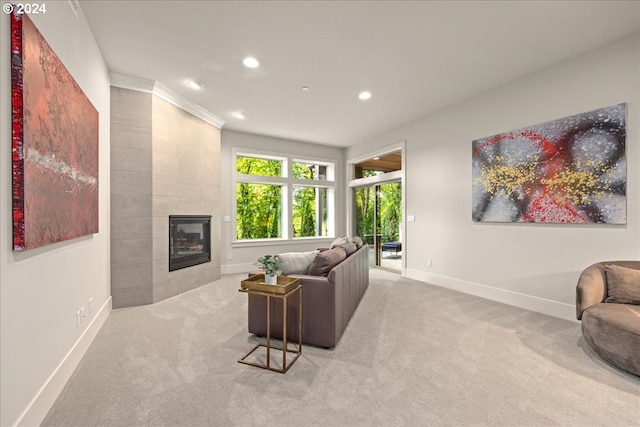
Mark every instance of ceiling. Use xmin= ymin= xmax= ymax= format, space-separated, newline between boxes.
xmin=80 ymin=1 xmax=640 ymax=148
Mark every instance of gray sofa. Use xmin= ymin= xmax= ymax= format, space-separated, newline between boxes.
xmin=248 ymin=244 xmax=369 ymax=348
xmin=576 ymin=261 xmax=640 ymax=376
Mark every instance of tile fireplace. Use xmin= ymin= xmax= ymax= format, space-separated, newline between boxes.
xmin=169 ymin=215 xmax=212 ymax=271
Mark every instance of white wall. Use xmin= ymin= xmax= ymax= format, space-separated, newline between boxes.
xmin=0 ymin=3 xmax=111 ymax=426
xmin=347 ymin=33 xmax=640 ymax=321
xmin=221 ymin=130 xmax=346 ymax=273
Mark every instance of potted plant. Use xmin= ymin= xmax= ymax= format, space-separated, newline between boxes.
xmin=255 ymin=255 xmax=281 ymax=285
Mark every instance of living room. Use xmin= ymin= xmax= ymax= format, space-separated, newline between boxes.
xmin=1 ymin=1 xmax=639 ymax=426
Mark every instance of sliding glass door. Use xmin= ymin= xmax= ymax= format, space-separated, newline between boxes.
xmin=355 ymin=185 xmax=375 ymax=264
xmin=355 ymin=181 xmax=402 ymax=270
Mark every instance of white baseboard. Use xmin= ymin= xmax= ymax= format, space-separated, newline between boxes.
xmin=15 ymin=297 xmax=112 ymax=427
xmin=404 ymin=269 xmax=577 ymax=322
xmin=222 ymin=263 xmax=255 ymax=275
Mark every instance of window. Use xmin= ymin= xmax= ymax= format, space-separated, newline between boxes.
xmin=293 ymin=186 xmax=331 ymax=237
xmin=292 ymin=162 xmax=328 ymax=180
xmin=236 ymin=156 xmax=282 ymax=177
xmin=236 ymin=183 xmax=282 ymax=239
xmin=234 ymin=152 xmax=335 ymax=241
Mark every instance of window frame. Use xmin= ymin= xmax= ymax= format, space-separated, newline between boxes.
xmin=232 ymin=148 xmax=336 ymax=245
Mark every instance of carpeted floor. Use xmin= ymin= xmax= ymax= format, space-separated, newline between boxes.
xmin=42 ymin=269 xmax=640 ymax=426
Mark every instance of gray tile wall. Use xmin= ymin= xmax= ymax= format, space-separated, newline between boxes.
xmin=110 ymin=88 xmax=153 ymax=308
xmin=111 ymin=88 xmax=221 ymax=308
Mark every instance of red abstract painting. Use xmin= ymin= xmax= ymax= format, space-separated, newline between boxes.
xmin=472 ymin=104 xmax=626 ymax=224
xmin=11 ymin=13 xmax=99 ymax=251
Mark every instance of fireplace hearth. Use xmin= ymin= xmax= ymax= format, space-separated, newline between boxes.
xmin=169 ymin=215 xmax=212 ymax=271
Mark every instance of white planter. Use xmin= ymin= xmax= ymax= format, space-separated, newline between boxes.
xmin=264 ymin=274 xmax=277 ymax=285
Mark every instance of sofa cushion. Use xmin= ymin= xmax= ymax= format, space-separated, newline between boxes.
xmin=605 ymin=264 xmax=640 ymax=305
xmin=350 ymin=236 xmax=363 ymax=248
xmin=278 ymin=250 xmax=319 ymax=275
xmin=307 ymin=247 xmax=347 ymax=276
xmin=336 ymin=242 xmax=357 ymax=256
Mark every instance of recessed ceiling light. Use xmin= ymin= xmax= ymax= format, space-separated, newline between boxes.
xmin=243 ymin=57 xmax=260 ymax=68
xmin=302 ymin=86 xmax=310 ymax=91
xmin=232 ymin=112 xmax=246 ymax=119
xmin=358 ymin=91 xmax=372 ymax=100
xmin=187 ymin=80 xmax=204 ymax=90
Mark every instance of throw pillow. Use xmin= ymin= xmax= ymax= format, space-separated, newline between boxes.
xmin=329 ymin=236 xmax=348 ymax=249
xmin=604 ymin=264 xmax=640 ymax=305
xmin=350 ymin=236 xmax=363 ymax=249
xmin=278 ymin=250 xmax=319 ymax=275
xmin=336 ymin=242 xmax=358 ymax=256
xmin=307 ymin=247 xmax=347 ymax=276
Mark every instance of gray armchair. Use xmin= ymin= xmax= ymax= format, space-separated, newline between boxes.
xmin=576 ymin=261 xmax=640 ymax=376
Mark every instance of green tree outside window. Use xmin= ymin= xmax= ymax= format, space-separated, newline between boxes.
xmin=236 ymin=155 xmax=333 ymax=240
xmin=235 ymin=156 xmax=283 ymax=240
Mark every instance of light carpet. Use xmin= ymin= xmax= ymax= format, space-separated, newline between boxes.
xmin=42 ymin=269 xmax=640 ymax=426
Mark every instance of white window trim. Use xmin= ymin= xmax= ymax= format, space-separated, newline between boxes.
xmin=232 ymin=148 xmax=337 ymax=244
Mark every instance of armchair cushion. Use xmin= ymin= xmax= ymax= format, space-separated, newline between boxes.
xmin=581 ymin=303 xmax=640 ymax=376
xmin=605 ymin=264 xmax=640 ymax=305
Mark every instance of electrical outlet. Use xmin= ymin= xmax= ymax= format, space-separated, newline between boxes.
xmin=228 ymin=253 xmax=233 ymax=260
xmin=88 ymin=297 xmax=94 ymax=314
xmin=427 ymin=259 xmax=432 ymax=266
xmin=76 ymin=310 xmax=82 ymax=327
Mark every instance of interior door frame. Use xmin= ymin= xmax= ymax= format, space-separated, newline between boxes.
xmin=347 ymin=141 xmax=406 ymax=275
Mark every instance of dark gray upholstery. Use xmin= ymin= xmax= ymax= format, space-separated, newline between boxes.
xmin=248 ymin=245 xmax=369 ymax=348
xmin=576 ymin=261 xmax=640 ymax=376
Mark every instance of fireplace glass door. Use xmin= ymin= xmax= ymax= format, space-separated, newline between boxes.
xmin=169 ymin=215 xmax=212 ymax=271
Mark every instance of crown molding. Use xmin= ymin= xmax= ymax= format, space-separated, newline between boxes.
xmin=109 ymin=73 xmax=225 ymax=129
xmin=110 ymin=73 xmax=156 ymax=93
xmin=152 ymin=81 xmax=225 ymax=128
xmin=68 ymin=0 xmax=80 ymax=18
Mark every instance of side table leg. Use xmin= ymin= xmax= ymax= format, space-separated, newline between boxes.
xmin=298 ymin=288 xmax=302 ymax=353
xmin=282 ymin=295 xmax=287 ymax=370
xmin=266 ymin=295 xmax=270 ymax=369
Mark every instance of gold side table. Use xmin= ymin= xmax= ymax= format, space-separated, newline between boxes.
xmin=238 ymin=274 xmax=302 ymax=373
